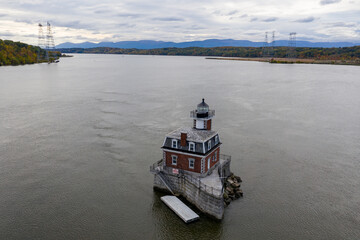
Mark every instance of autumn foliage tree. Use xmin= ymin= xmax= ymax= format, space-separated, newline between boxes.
xmin=0 ymin=39 xmax=49 ymax=66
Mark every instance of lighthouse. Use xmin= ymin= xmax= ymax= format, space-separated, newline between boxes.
xmin=161 ymin=99 xmax=221 ymax=175
xmin=150 ymin=99 xmax=239 ymax=220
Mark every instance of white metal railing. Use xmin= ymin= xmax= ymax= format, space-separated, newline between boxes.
xmin=190 ymin=110 xmax=215 ymax=119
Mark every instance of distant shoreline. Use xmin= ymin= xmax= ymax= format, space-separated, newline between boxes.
xmin=58 ymin=46 xmax=360 ymax=66
xmin=206 ymin=57 xmax=360 ymax=66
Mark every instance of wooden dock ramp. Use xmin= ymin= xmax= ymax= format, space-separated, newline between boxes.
xmin=161 ymin=196 xmax=199 ymax=223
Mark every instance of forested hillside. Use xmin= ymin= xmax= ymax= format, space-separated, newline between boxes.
xmin=59 ymin=46 xmax=360 ymax=60
xmin=0 ymin=39 xmax=61 ymax=66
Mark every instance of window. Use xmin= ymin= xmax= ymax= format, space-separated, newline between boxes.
xmin=215 ymin=136 xmax=219 ymax=144
xmin=172 ymin=139 xmax=177 ymax=148
xmin=212 ymin=155 xmax=215 ymax=162
xmin=208 ymin=141 xmax=211 ymax=150
xmin=189 ymin=142 xmax=195 ymax=152
xmin=189 ymin=158 xmax=194 ymax=169
xmin=215 ymin=152 xmax=217 ymax=162
xmin=171 ymin=155 xmax=177 ymax=165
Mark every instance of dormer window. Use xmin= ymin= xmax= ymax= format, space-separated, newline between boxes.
xmin=189 ymin=142 xmax=195 ymax=152
xmin=208 ymin=141 xmax=211 ymax=150
xmin=215 ymin=136 xmax=219 ymax=144
xmin=172 ymin=139 xmax=177 ymax=148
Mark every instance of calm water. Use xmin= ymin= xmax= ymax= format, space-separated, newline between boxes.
xmin=0 ymin=54 xmax=359 ymax=239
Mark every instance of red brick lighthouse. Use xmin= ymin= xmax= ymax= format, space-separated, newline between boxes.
xmin=161 ymin=99 xmax=221 ymax=175
xmin=151 ymin=99 xmax=239 ymax=220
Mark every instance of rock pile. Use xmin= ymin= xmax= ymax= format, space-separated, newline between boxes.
xmin=223 ymin=173 xmax=243 ymax=206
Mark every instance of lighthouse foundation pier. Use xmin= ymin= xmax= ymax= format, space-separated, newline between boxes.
xmin=151 ymin=157 xmax=232 ymax=220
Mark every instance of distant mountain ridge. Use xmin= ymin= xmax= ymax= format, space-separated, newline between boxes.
xmin=57 ymin=39 xmax=360 ymax=49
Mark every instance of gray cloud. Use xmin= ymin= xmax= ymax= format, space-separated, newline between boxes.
xmin=50 ymin=20 xmax=94 ymax=30
xmin=227 ymin=10 xmax=238 ymax=16
xmin=75 ymin=35 xmax=91 ymax=40
xmin=1 ymin=0 xmax=359 ymax=44
xmin=320 ymin=0 xmax=341 ymax=5
xmin=94 ymin=10 xmax=112 ymax=14
xmin=295 ymin=16 xmax=315 ymax=23
xmin=115 ymin=23 xmax=136 ymax=28
xmin=329 ymin=22 xmax=356 ymax=27
xmin=116 ymin=13 xmax=144 ymax=18
xmin=212 ymin=10 xmax=239 ymax=16
xmin=15 ymin=19 xmax=34 ymax=24
xmin=212 ymin=10 xmax=221 ymax=15
xmin=249 ymin=16 xmax=278 ymax=22
xmin=0 ymin=31 xmax=15 ymax=37
xmin=189 ymin=25 xmax=206 ymax=30
xmin=152 ymin=17 xmax=184 ymax=22
xmin=262 ymin=17 xmax=278 ymax=22
xmin=23 ymin=34 xmax=37 ymax=38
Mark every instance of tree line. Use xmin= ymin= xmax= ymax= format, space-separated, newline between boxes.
xmin=0 ymin=39 xmax=61 ymax=66
xmin=59 ymin=45 xmax=360 ymax=60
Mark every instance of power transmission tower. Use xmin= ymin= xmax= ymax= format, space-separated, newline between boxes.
xmin=46 ymin=22 xmax=56 ymax=62
xmin=37 ymin=21 xmax=57 ymax=63
xmin=270 ymin=31 xmax=275 ymax=57
xmin=262 ymin=32 xmax=269 ymax=58
xmin=46 ymin=22 xmax=55 ymax=50
xmin=287 ymin=32 xmax=297 ymax=59
xmin=37 ymin=23 xmax=45 ymax=62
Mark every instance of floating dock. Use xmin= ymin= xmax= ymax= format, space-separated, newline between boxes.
xmin=161 ymin=196 xmax=199 ymax=223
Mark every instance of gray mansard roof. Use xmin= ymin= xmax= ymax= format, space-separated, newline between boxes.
xmin=162 ymin=127 xmax=221 ymax=155
xmin=166 ymin=127 xmax=216 ymax=142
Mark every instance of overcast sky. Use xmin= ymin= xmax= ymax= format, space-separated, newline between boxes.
xmin=0 ymin=0 xmax=359 ymax=45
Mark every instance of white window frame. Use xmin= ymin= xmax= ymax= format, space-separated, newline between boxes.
xmin=172 ymin=139 xmax=177 ymax=148
xmin=171 ymin=155 xmax=177 ymax=165
xmin=189 ymin=158 xmax=195 ymax=169
xmin=189 ymin=142 xmax=195 ymax=152
xmin=208 ymin=141 xmax=211 ymax=150
xmin=215 ymin=136 xmax=219 ymax=144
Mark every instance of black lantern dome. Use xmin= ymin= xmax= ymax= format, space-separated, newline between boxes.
xmin=197 ymin=98 xmax=209 ymax=118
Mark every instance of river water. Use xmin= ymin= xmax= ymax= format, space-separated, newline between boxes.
xmin=0 ymin=54 xmax=359 ymax=239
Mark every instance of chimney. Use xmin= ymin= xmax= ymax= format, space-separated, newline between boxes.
xmin=206 ymin=119 xmax=212 ymax=130
xmin=181 ymin=132 xmax=187 ymax=147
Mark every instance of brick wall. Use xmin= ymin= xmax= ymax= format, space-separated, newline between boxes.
xmin=164 ymin=151 xmax=202 ymax=173
xmin=164 ymin=147 xmax=220 ymax=174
